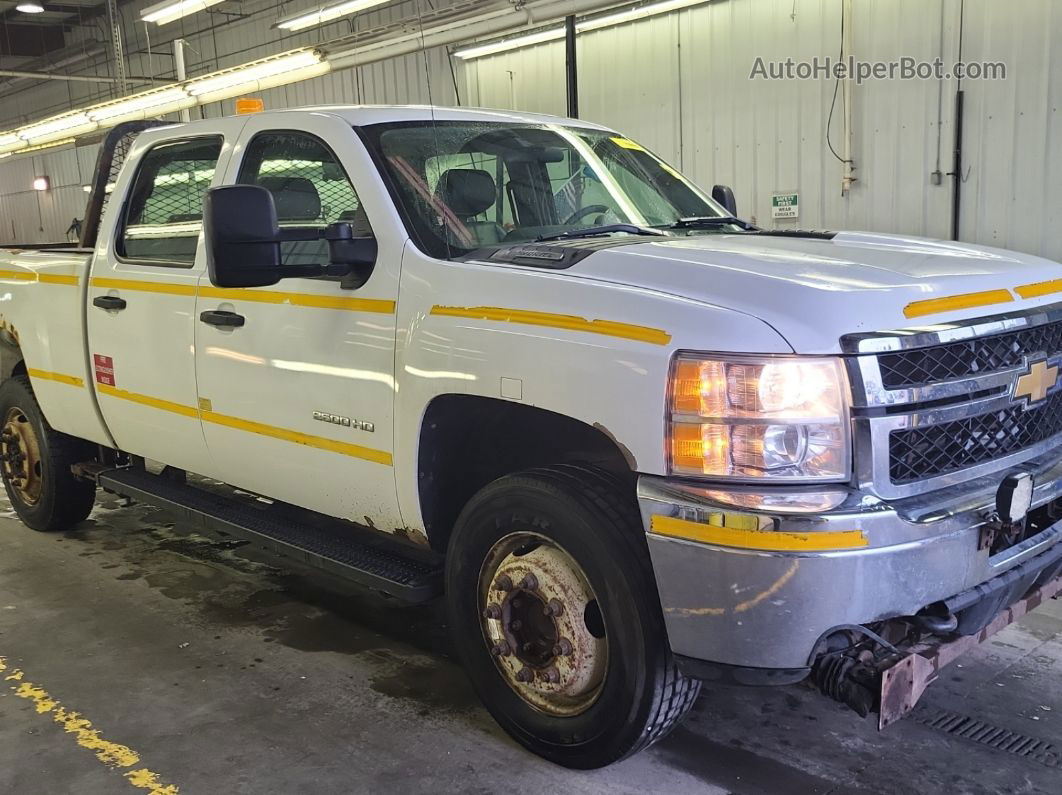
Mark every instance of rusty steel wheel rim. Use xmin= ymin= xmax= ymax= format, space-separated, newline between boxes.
xmin=478 ymin=532 xmax=608 ymax=717
xmin=1 ymin=406 xmax=43 ymax=506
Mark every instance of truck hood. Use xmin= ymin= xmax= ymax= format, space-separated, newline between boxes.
xmin=571 ymin=231 xmax=1062 ymax=353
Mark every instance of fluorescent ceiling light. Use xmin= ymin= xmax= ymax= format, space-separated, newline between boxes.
xmin=453 ymin=0 xmax=710 ymax=59
xmin=578 ymin=0 xmax=707 ymax=32
xmin=276 ymin=0 xmax=392 ymax=31
xmin=19 ymin=138 xmax=75 ymax=154
xmin=141 ymin=0 xmax=224 ymax=25
xmin=19 ymin=113 xmax=96 ymax=144
xmin=452 ymin=27 xmax=565 ymax=59
xmin=16 ymin=3 xmax=44 ymax=13
xmin=5 ymin=47 xmax=325 ymax=150
xmin=185 ymin=50 xmax=329 ymax=103
xmin=89 ymin=87 xmax=193 ymax=124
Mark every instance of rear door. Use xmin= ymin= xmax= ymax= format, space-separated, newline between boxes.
xmin=87 ymin=126 xmax=240 ymax=474
xmin=193 ymin=113 xmax=403 ymax=529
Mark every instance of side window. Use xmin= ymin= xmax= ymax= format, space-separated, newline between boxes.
xmin=119 ymin=137 xmax=222 ymax=265
xmin=237 ymin=131 xmax=371 ymax=268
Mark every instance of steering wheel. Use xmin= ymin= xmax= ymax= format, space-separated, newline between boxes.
xmin=563 ymin=204 xmax=611 ymax=226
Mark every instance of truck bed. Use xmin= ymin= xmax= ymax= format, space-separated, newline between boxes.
xmin=0 ymin=244 xmax=91 ymax=253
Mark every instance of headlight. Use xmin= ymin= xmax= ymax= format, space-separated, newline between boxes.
xmin=668 ymin=354 xmax=850 ymax=481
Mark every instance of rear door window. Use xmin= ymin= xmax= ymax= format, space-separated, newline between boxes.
xmin=118 ymin=137 xmax=222 ymax=265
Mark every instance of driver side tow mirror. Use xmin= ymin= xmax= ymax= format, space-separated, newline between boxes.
xmin=204 ymin=184 xmax=377 ymax=289
xmin=711 ymin=184 xmax=738 ymax=217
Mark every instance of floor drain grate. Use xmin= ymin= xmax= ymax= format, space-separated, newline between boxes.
xmin=914 ymin=707 xmax=1059 ymax=768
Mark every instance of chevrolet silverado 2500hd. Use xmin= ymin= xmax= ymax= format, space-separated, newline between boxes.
xmin=1 ymin=107 xmax=1061 ymax=769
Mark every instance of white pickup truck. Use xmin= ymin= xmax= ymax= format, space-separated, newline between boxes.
xmin=2 ymin=106 xmax=1062 ymax=769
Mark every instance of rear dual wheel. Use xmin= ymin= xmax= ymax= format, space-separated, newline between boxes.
xmin=446 ymin=465 xmax=700 ymax=769
xmin=0 ymin=375 xmax=96 ymax=531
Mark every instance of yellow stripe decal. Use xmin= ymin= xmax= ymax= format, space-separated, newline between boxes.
xmin=96 ymin=383 xmax=200 ymax=418
xmin=38 ymin=273 xmax=80 ymax=286
xmin=200 ymin=410 xmax=393 ymax=466
xmin=1014 ymin=278 xmax=1062 ymax=300
xmin=96 ymin=384 xmax=391 ymax=466
xmin=88 ymin=278 xmax=395 ymax=313
xmin=651 ymin=514 xmax=868 ymax=551
xmin=430 ymin=305 xmax=672 ymax=345
xmin=902 ymin=289 xmax=1014 ymax=319
xmin=0 ymin=656 xmax=179 ymax=794
xmin=0 ymin=269 xmax=37 ymax=282
xmin=198 ymin=287 xmax=395 ymax=314
xmin=27 ymin=368 xmax=85 ymax=388
xmin=89 ymin=277 xmax=197 ymax=297
xmin=0 ymin=269 xmax=79 ymax=285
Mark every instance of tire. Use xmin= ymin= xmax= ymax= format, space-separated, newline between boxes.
xmin=446 ymin=464 xmax=701 ymax=769
xmin=0 ymin=375 xmax=96 ymax=531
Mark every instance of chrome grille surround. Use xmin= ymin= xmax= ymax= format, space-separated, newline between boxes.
xmin=842 ymin=301 xmax=1062 ymax=500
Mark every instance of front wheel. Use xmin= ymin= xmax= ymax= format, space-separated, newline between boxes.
xmin=446 ymin=465 xmax=700 ymax=769
xmin=0 ymin=375 xmax=96 ymax=531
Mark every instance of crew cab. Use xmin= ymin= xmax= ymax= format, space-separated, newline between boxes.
xmin=1 ymin=106 xmax=1061 ymax=768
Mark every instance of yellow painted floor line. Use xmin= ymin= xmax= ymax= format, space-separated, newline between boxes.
xmin=0 ymin=656 xmax=179 ymax=794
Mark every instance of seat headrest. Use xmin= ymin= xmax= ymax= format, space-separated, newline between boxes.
xmin=434 ymin=168 xmax=496 ymax=218
xmin=256 ymin=176 xmax=321 ymax=222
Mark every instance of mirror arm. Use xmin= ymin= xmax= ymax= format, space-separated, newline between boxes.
xmin=276 ymin=263 xmax=352 ymax=280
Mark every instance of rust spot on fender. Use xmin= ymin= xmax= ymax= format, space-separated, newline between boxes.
xmin=592 ymin=422 xmax=638 ymax=470
xmin=0 ymin=316 xmax=20 ymax=345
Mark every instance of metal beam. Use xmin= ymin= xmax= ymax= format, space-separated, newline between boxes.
xmin=0 ymin=69 xmax=123 ymax=84
xmin=0 ymin=70 xmax=168 ymax=85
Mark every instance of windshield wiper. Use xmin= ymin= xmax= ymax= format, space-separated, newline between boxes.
xmin=669 ymin=216 xmax=758 ymax=231
xmin=536 ymin=223 xmax=667 ymax=243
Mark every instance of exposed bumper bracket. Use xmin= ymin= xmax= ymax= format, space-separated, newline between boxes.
xmin=877 ymin=572 xmax=1062 ymax=729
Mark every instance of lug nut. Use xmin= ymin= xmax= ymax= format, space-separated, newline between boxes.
xmin=522 ymin=642 xmax=534 ymax=653
xmin=552 ymin=638 xmax=573 ymax=657
xmin=490 ymin=642 xmax=511 ymax=657
xmin=515 ymin=667 xmax=534 ymax=683
xmin=540 ymin=667 xmax=561 ymax=684
xmin=482 ymin=604 xmax=502 ymax=620
xmin=509 ymin=619 xmax=523 ymax=631
xmin=495 ymin=575 xmax=513 ymax=592
xmin=519 ymin=573 xmax=539 ymax=591
xmin=543 ymin=599 xmax=564 ymax=617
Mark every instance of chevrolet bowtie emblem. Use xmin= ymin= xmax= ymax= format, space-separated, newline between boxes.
xmin=1014 ymin=359 xmax=1059 ymax=405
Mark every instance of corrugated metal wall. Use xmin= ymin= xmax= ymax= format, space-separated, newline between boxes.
xmin=460 ymin=0 xmax=963 ymax=240
xmin=1 ymin=0 xmax=1060 ymax=263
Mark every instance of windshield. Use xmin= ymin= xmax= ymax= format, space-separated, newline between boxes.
xmin=361 ymin=120 xmax=729 ymax=259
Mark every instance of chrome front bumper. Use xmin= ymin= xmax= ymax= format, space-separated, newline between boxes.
xmin=639 ymin=450 xmax=1062 ymax=671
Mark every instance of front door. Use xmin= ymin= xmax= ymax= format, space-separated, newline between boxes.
xmin=194 ymin=115 xmax=403 ymax=530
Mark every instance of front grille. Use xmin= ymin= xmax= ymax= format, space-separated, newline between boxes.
xmin=889 ymin=389 xmax=1062 ymax=483
xmin=879 ymin=320 xmax=1062 ymax=389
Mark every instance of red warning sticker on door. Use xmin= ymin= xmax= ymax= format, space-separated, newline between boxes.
xmin=93 ymin=354 xmax=115 ymax=387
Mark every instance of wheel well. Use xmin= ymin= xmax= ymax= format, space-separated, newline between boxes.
xmin=417 ymin=395 xmax=636 ymax=552
xmin=3 ymin=347 xmax=26 ymax=381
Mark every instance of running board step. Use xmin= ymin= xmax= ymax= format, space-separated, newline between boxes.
xmin=94 ymin=466 xmax=443 ymax=602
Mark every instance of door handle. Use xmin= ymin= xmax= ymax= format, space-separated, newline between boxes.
xmin=93 ymin=295 xmax=127 ymax=311
xmin=200 ymin=309 xmax=245 ymax=328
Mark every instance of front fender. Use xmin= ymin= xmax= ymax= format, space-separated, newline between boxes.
xmin=392 ymin=244 xmax=791 ymax=532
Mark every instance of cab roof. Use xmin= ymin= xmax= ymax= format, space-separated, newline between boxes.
xmin=166 ymin=104 xmax=614 ymax=133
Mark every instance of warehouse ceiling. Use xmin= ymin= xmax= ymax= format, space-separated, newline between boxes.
xmin=0 ymin=0 xmax=102 ymax=57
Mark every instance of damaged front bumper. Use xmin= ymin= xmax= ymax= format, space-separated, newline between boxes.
xmin=638 ymin=451 xmax=1062 ymax=718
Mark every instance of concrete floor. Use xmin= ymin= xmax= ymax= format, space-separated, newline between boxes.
xmin=0 ymin=490 xmax=1060 ymax=795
